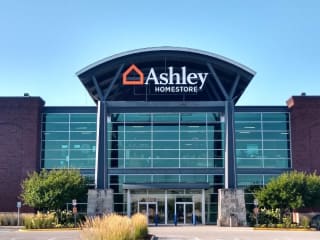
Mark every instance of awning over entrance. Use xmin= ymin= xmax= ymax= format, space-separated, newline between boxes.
xmin=123 ymin=183 xmax=210 ymax=190
xmin=77 ymin=47 xmax=255 ymax=103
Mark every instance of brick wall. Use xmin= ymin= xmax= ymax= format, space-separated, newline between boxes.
xmin=287 ymin=96 xmax=320 ymax=173
xmin=0 ymin=97 xmax=44 ymax=212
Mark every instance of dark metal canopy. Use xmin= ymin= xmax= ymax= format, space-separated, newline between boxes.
xmin=77 ymin=47 xmax=255 ymax=103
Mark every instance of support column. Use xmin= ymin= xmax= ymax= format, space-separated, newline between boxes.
xmin=96 ymin=100 xmax=107 ymax=189
xmin=87 ymin=100 xmax=112 ymax=216
xmin=224 ymin=100 xmax=236 ymax=189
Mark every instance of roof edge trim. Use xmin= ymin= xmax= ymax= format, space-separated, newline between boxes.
xmin=76 ymin=46 xmax=256 ymax=76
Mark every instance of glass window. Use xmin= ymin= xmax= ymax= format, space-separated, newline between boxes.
xmin=43 ymin=113 xmax=69 ymax=122
xmin=263 ymin=132 xmax=289 ymax=140
xmin=153 ymin=113 xmax=179 ymax=123
xmin=180 ymin=150 xmax=206 ymax=158
xmin=236 ymin=148 xmax=262 ymax=158
xmin=180 ymin=141 xmax=207 ymax=149
xmin=153 ymin=141 xmax=179 ymax=149
xmin=263 ymin=149 xmax=289 ymax=158
xmin=42 ymin=150 xmax=68 ymax=159
xmin=263 ymin=141 xmax=289 ymax=149
xmin=125 ymin=125 xmax=151 ymax=132
xmin=69 ymin=160 xmax=95 ymax=168
xmin=181 ymin=113 xmax=206 ymax=123
xmin=42 ymin=141 xmax=69 ymax=150
xmin=153 ymin=131 xmax=178 ymax=140
xmin=69 ymin=150 xmax=95 ymax=159
xmin=70 ymin=132 xmax=96 ymax=140
xmin=180 ymin=159 xmax=207 ymax=167
xmin=125 ymin=175 xmax=152 ymax=183
xmin=125 ymin=114 xmax=151 ymax=122
xmin=126 ymin=149 xmax=151 ymax=158
xmin=180 ymin=131 xmax=206 ymax=140
xmin=263 ymin=122 xmax=289 ymax=131
xmin=235 ymin=113 xmax=261 ymax=122
xmin=237 ymin=174 xmax=263 ymax=187
xmin=153 ymin=159 xmax=179 ymax=168
xmin=262 ymin=113 xmax=289 ymax=122
xmin=235 ymin=131 xmax=262 ymax=140
xmin=43 ymin=123 xmax=69 ymax=131
xmin=125 ymin=159 xmax=151 ymax=168
xmin=43 ymin=160 xmax=68 ymax=168
xmin=43 ymin=132 xmax=69 ymax=141
xmin=70 ymin=123 xmax=96 ymax=131
xmin=153 ymin=175 xmax=179 ymax=183
xmin=264 ymin=159 xmax=290 ymax=168
xmin=153 ymin=150 xmax=179 ymax=158
xmin=180 ymin=175 xmax=207 ymax=183
xmin=70 ymin=141 xmax=96 ymax=150
xmin=237 ymin=158 xmax=263 ymax=168
xmin=236 ymin=141 xmax=262 ymax=149
xmin=125 ymin=141 xmax=151 ymax=149
xmin=70 ymin=114 xmax=96 ymax=122
xmin=235 ymin=122 xmax=261 ymax=131
xmin=125 ymin=131 xmax=151 ymax=140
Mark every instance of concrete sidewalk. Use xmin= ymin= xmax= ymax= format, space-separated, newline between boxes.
xmin=148 ymin=226 xmax=320 ymax=240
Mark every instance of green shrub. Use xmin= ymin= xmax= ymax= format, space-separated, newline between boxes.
xmin=301 ymin=216 xmax=310 ymax=228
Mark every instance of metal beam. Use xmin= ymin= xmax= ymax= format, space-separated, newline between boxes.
xmin=92 ymin=76 xmax=104 ymax=100
xmin=229 ymin=74 xmax=240 ymax=98
xmin=103 ymin=64 xmax=124 ymax=100
xmin=206 ymin=77 xmax=221 ymax=101
xmin=207 ymin=63 xmax=229 ymax=100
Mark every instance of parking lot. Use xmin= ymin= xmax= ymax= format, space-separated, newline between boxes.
xmin=0 ymin=226 xmax=319 ymax=240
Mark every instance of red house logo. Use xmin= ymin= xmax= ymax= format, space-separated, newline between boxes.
xmin=122 ymin=64 xmax=144 ymax=85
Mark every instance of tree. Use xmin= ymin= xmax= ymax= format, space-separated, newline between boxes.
xmin=255 ymin=171 xmax=320 ymax=221
xmin=21 ymin=169 xmax=88 ymax=211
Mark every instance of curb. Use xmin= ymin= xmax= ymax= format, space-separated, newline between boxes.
xmin=19 ymin=227 xmax=81 ymax=232
xmin=253 ymin=227 xmax=316 ymax=231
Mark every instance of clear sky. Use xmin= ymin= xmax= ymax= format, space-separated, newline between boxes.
xmin=0 ymin=0 xmax=319 ymax=106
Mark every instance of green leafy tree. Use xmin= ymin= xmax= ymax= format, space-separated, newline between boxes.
xmin=255 ymin=171 xmax=320 ymax=222
xmin=21 ymin=169 xmax=88 ymax=211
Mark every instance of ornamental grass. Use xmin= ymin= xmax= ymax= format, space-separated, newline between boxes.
xmin=81 ymin=213 xmax=148 ymax=240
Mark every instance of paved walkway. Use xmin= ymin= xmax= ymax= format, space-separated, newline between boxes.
xmin=149 ymin=226 xmax=320 ymax=240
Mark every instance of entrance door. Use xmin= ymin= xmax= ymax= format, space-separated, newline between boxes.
xmin=138 ymin=202 xmax=158 ymax=225
xmin=175 ymin=202 xmax=195 ymax=224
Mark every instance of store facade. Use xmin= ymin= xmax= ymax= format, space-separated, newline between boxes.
xmin=0 ymin=47 xmax=300 ymax=224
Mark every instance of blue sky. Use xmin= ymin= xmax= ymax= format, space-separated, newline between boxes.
xmin=0 ymin=0 xmax=319 ymax=106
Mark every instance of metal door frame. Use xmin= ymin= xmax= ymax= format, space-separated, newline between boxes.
xmin=138 ymin=201 xmax=158 ymax=224
xmin=174 ymin=202 xmax=195 ymax=225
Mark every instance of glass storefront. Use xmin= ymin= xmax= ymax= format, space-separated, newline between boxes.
xmin=41 ymin=112 xmax=96 ymax=179
xmin=235 ymin=112 xmax=291 ymax=169
xmin=41 ymin=109 xmax=291 ymax=224
xmin=107 ymin=112 xmax=225 ymax=169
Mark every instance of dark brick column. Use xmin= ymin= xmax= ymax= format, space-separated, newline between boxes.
xmin=287 ymin=96 xmax=320 ymax=173
xmin=0 ymin=97 xmax=44 ymax=212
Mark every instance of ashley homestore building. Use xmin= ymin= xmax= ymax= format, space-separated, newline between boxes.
xmin=1 ymin=47 xmax=319 ymax=225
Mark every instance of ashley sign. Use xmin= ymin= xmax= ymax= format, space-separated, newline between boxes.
xmin=122 ymin=64 xmax=208 ymax=93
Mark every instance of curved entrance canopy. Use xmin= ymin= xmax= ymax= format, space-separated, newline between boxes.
xmin=77 ymin=47 xmax=255 ymax=103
